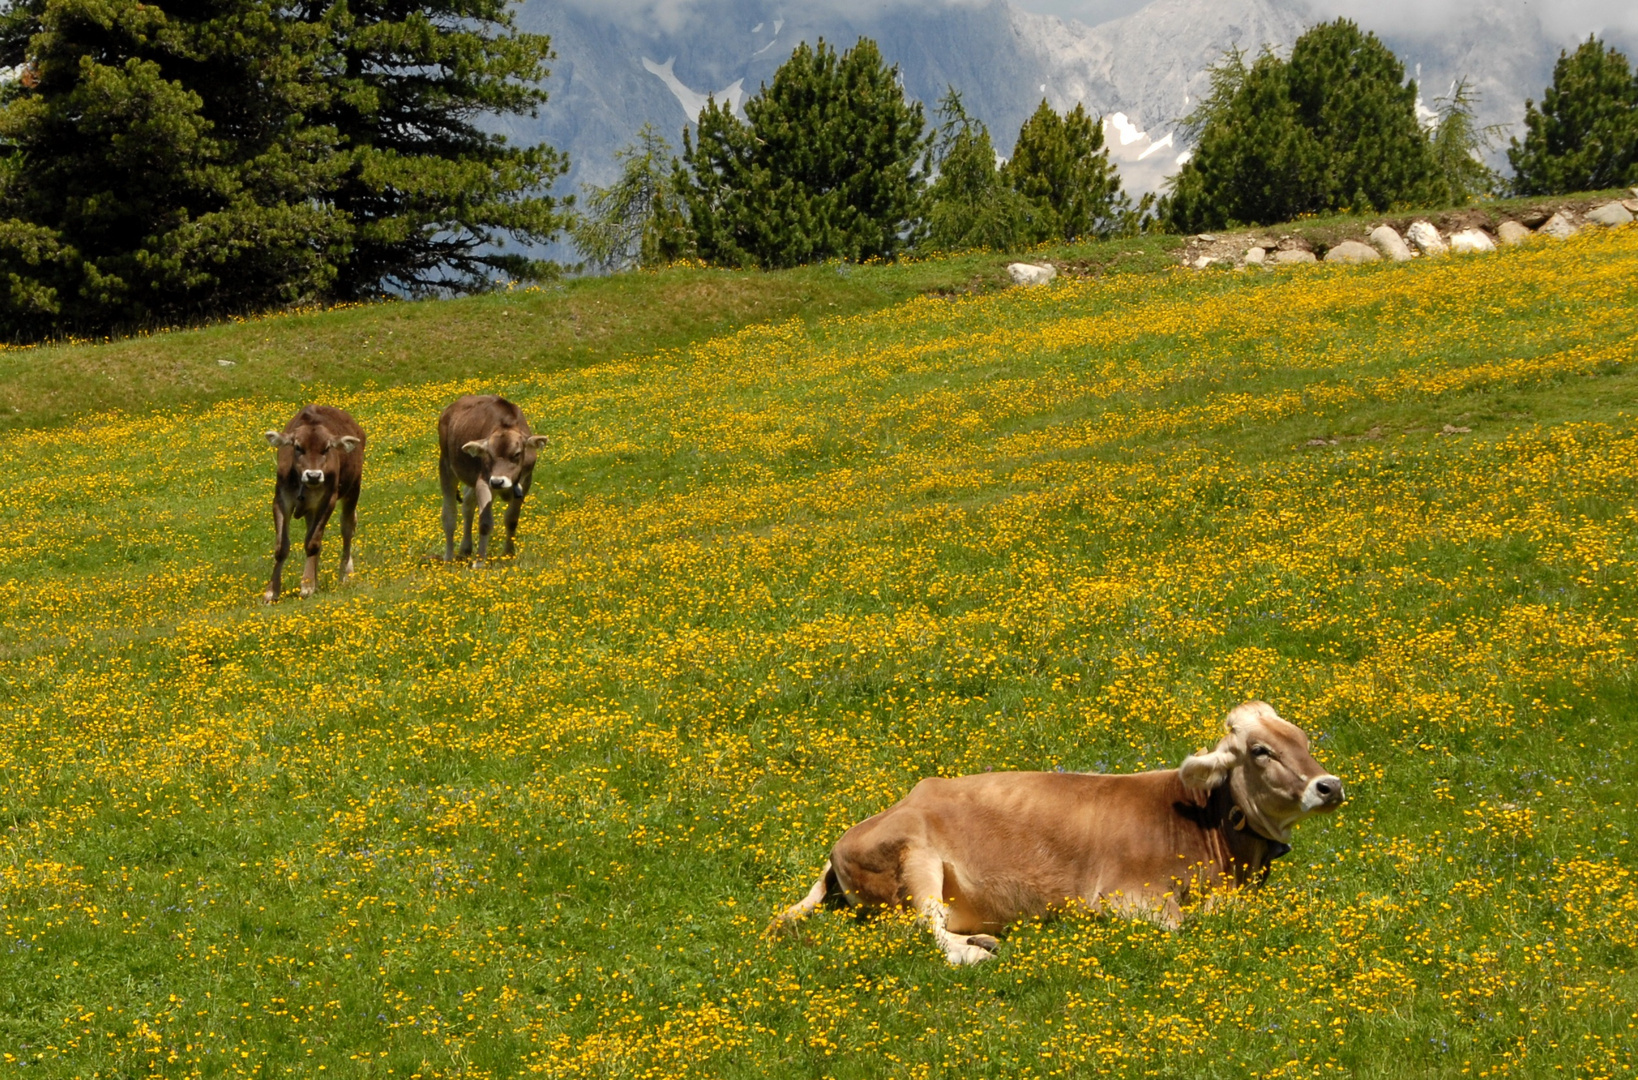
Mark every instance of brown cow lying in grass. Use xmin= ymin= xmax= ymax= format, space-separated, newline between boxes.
xmin=438 ymin=395 xmax=550 ymax=566
xmin=770 ymin=701 xmax=1345 ymax=964
xmin=261 ymin=405 xmax=365 ymax=602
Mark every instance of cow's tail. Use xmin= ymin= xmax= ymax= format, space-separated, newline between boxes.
xmin=766 ymin=861 xmax=840 ymax=939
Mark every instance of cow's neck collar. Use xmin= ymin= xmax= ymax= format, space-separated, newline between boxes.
xmin=1210 ymin=783 xmax=1293 ymax=863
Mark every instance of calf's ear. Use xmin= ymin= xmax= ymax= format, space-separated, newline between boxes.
xmin=331 ymin=435 xmax=361 ymax=453
xmin=525 ymin=434 xmax=550 ymax=449
xmin=1179 ymin=732 xmax=1241 ymax=792
xmin=264 ymin=431 xmax=293 ymax=448
xmin=461 ymin=439 xmax=489 ymax=458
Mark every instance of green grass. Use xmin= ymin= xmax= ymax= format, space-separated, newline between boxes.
xmin=1 ymin=222 xmax=1636 ymax=1079
xmin=0 ymin=236 xmax=1185 ymax=434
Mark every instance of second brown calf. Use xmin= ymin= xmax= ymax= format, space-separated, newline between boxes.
xmin=438 ymin=395 xmax=549 ymax=565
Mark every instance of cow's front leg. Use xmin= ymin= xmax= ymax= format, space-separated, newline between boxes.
xmin=264 ymin=490 xmax=293 ymax=603
xmin=473 ymin=481 xmax=495 ymax=566
xmin=903 ymin=854 xmax=999 ymax=965
xmin=502 ymin=494 xmax=523 ymax=556
xmin=460 ymin=483 xmax=491 ymax=562
xmin=301 ymin=497 xmax=338 ymax=598
xmin=338 ymin=492 xmax=359 ymax=582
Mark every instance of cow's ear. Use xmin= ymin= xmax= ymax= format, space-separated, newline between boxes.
xmin=461 ymin=439 xmax=488 ymax=459
xmin=264 ymin=431 xmax=293 ymax=448
xmin=525 ymin=434 xmax=550 ymax=449
xmin=332 ymin=435 xmax=361 ymax=454
xmin=1179 ymin=734 xmax=1241 ymax=792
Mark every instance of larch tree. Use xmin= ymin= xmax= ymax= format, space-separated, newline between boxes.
xmin=919 ymin=88 xmax=1036 ymax=252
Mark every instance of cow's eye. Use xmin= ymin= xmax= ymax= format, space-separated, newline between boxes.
xmin=1250 ymin=745 xmax=1271 ymax=759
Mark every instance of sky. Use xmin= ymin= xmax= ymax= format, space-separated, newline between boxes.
xmin=1018 ymin=0 xmax=1638 ymax=41
xmin=579 ymin=0 xmax=1638 ymax=48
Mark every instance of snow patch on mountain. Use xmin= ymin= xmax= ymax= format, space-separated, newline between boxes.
xmin=643 ymin=56 xmax=747 ymax=120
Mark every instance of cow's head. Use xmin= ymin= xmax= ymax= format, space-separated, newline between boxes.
xmin=462 ymin=428 xmax=549 ymax=495
xmin=264 ymin=426 xmax=360 ymax=487
xmin=1178 ymin=701 xmax=1345 ymax=842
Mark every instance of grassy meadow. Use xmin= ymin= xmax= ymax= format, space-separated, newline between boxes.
xmin=1 ymin=226 xmax=1637 ymax=1078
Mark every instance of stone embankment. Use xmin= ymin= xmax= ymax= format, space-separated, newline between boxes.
xmin=1177 ymin=190 xmax=1638 ymax=272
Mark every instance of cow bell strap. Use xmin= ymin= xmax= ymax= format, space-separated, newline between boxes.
xmin=1226 ymin=803 xmax=1292 ymax=860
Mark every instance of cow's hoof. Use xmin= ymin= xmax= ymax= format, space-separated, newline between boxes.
xmin=945 ymin=941 xmax=998 ymax=965
xmin=472 ymin=559 xmax=486 ymax=570
xmin=261 ymin=590 xmax=278 ymax=605
xmin=300 ymin=583 xmax=316 ymax=599
xmin=966 ymin=934 xmax=1000 ymax=953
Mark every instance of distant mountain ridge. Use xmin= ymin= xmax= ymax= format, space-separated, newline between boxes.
xmin=507 ymin=0 xmax=1630 ymax=228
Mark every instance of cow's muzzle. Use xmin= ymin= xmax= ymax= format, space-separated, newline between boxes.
xmin=489 ymin=476 xmax=514 ymax=491
xmin=1302 ymin=775 xmax=1346 ymax=811
xmin=301 ymin=469 xmax=325 ymax=485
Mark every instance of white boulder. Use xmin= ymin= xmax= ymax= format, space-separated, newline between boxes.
xmin=1497 ymin=221 xmax=1532 ymax=245
xmin=1405 ymin=221 xmax=1447 ymax=256
xmin=1585 ymin=201 xmax=1634 ymax=227
xmin=1324 ymin=240 xmax=1380 ymax=264
xmin=1007 ymin=262 xmax=1057 ymax=286
xmin=1539 ymin=212 xmax=1580 ymax=239
xmin=1271 ymin=249 xmax=1317 ymax=265
xmin=1368 ymin=225 xmax=1413 ymax=262
xmin=1244 ymin=246 xmax=1267 ymax=266
xmin=1449 ymin=228 xmax=1496 ymax=254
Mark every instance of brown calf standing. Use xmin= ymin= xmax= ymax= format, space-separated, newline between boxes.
xmin=438 ymin=395 xmax=549 ymax=566
xmin=262 ymin=405 xmax=365 ymax=602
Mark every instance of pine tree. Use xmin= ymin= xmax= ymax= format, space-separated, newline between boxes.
xmin=1163 ymin=22 xmax=1441 ymax=231
xmin=1164 ymin=50 xmax=1327 ymax=231
xmin=0 ymin=0 xmax=567 ymax=339
xmin=0 ymin=0 xmax=347 ymax=336
xmin=1509 ymin=36 xmax=1638 ymax=195
xmin=919 ymin=89 xmax=1035 ymax=252
xmin=678 ymin=38 xmax=927 ymax=268
xmin=1285 ymin=19 xmax=1439 ymax=212
xmin=306 ymin=0 xmax=569 ymax=296
xmin=571 ymin=124 xmax=690 ymax=272
xmin=1004 ymin=99 xmax=1130 ymax=241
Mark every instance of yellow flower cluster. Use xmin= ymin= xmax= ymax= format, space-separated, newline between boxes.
xmin=1 ymin=228 xmax=1636 ymax=1077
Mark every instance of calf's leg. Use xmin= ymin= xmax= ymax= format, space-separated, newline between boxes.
xmin=502 ymin=495 xmax=523 ymax=556
xmin=301 ymin=497 xmax=338 ymax=598
xmin=440 ymin=458 xmax=459 ymax=562
xmin=264 ymin=490 xmax=293 ymax=603
xmin=338 ymin=492 xmax=359 ymax=582
xmin=472 ymin=481 xmax=495 ymax=566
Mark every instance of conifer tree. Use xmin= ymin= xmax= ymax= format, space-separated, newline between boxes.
xmin=571 ymin=124 xmax=690 ymax=272
xmin=0 ymin=0 xmax=567 ymax=339
xmin=1164 ymin=50 xmax=1326 ymax=231
xmin=1509 ymin=36 xmax=1638 ymax=195
xmin=1285 ymin=19 xmax=1439 ymax=212
xmin=1163 ymin=21 xmax=1440 ymax=231
xmin=919 ymin=89 xmax=1035 ymax=252
xmin=1004 ymin=99 xmax=1130 ymax=240
xmin=1429 ymin=78 xmax=1502 ymax=203
xmin=306 ymin=0 xmax=569 ymax=297
xmin=678 ymin=38 xmax=927 ymax=268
